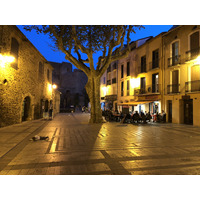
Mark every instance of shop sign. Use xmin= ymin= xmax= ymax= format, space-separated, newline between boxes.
xmin=145 ymin=95 xmax=161 ymax=100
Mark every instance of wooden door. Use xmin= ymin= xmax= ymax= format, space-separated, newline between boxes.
xmin=184 ymin=99 xmax=193 ymax=125
xmin=168 ymin=100 xmax=172 ymax=123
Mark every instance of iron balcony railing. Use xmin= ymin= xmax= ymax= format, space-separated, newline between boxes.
xmin=134 ymin=84 xmax=160 ymax=95
xmin=185 ymin=47 xmax=200 ymax=61
xmin=149 ymin=59 xmax=159 ymax=70
xmin=185 ymin=80 xmax=200 ymax=93
xmin=107 ymin=80 xmax=111 ymax=85
xmin=167 ymin=84 xmax=180 ymax=94
xmin=168 ymin=55 xmax=181 ymax=67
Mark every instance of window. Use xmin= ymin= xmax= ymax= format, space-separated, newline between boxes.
xmin=127 ymin=61 xmax=130 ymax=76
xmin=190 ymin=31 xmax=199 ymax=59
xmin=141 ymin=55 xmax=146 ymax=73
xmin=191 ymin=65 xmax=200 ymax=92
xmin=10 ymin=37 xmax=19 ymax=69
xmin=107 ymin=65 xmax=111 ymax=73
xmin=172 ymin=41 xmax=179 ymax=66
xmin=127 ymin=80 xmax=130 ymax=96
xmin=152 ymin=49 xmax=159 ymax=68
xmin=152 ymin=73 xmax=159 ymax=93
xmin=140 ymin=77 xmax=146 ymax=94
xmin=121 ymin=81 xmax=124 ymax=96
xmin=47 ymin=69 xmax=50 ymax=81
xmin=172 ymin=70 xmax=179 ymax=93
xmin=121 ymin=64 xmax=124 ymax=78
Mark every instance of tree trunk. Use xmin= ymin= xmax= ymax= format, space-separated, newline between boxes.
xmin=85 ymin=75 xmax=103 ymax=123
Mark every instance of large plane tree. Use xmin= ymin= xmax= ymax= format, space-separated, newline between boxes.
xmin=24 ymin=25 xmax=142 ymax=123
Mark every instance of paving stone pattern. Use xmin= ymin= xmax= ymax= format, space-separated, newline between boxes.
xmin=1 ymin=113 xmax=200 ymax=175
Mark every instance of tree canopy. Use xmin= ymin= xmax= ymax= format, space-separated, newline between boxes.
xmin=24 ymin=25 xmax=143 ymax=77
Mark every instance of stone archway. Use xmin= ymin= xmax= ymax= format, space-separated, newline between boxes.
xmin=22 ymin=96 xmax=31 ymax=121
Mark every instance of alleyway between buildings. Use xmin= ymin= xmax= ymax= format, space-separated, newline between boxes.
xmin=1 ymin=113 xmax=200 ymax=175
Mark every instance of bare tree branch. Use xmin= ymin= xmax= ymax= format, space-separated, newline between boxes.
xmin=71 ymin=26 xmax=90 ymax=55
xmin=49 ymin=25 xmax=90 ymax=76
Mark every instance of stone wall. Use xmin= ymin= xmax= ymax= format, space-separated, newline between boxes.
xmin=0 ymin=25 xmax=54 ymax=127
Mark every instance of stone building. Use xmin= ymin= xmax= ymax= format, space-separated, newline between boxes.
xmin=0 ymin=25 xmax=59 ymax=127
xmin=50 ymin=61 xmax=88 ymax=111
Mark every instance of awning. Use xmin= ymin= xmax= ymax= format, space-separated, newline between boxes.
xmin=118 ymin=101 xmax=154 ymax=106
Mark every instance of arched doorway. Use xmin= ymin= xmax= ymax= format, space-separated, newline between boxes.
xmin=22 ymin=96 xmax=31 ymax=121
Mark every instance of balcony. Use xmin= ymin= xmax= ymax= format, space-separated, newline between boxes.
xmin=106 ymin=80 xmax=111 ymax=85
xmin=185 ymin=47 xmax=200 ymax=61
xmin=134 ymin=84 xmax=160 ymax=95
xmin=168 ymin=55 xmax=181 ymax=67
xmin=185 ymin=80 xmax=200 ymax=93
xmin=149 ymin=59 xmax=159 ymax=70
xmin=112 ymin=78 xmax=117 ymax=84
xmin=167 ymin=84 xmax=180 ymax=94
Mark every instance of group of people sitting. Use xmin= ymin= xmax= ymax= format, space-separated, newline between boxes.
xmin=102 ymin=109 xmax=166 ymax=124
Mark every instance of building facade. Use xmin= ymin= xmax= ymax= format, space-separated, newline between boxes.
xmin=51 ymin=61 xmax=89 ymax=111
xmin=0 ymin=25 xmax=58 ymax=127
xmin=163 ymin=25 xmax=200 ymax=126
xmin=100 ymin=25 xmax=200 ymax=127
xmin=100 ymin=61 xmax=118 ymax=111
xmin=131 ymin=33 xmax=165 ymax=115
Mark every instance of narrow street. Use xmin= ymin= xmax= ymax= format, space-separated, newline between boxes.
xmin=1 ymin=112 xmax=200 ymax=175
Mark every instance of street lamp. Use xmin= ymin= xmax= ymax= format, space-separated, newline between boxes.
xmin=195 ymin=56 xmax=200 ymax=65
xmin=52 ymin=84 xmax=57 ymax=89
xmin=0 ymin=54 xmax=15 ymax=67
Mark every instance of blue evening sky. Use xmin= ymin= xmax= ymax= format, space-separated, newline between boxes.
xmin=17 ymin=25 xmax=173 ymax=69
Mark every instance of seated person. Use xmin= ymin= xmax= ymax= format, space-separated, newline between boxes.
xmin=161 ymin=110 xmax=166 ymax=122
xmin=132 ymin=111 xmax=140 ymax=123
xmin=146 ymin=112 xmax=152 ymax=122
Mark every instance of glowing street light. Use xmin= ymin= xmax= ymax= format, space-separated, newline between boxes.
xmin=0 ymin=54 xmax=15 ymax=67
xmin=52 ymin=84 xmax=57 ymax=89
xmin=195 ymin=56 xmax=200 ymax=65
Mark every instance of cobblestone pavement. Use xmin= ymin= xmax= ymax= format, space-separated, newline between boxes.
xmin=1 ymin=113 xmax=200 ymax=175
